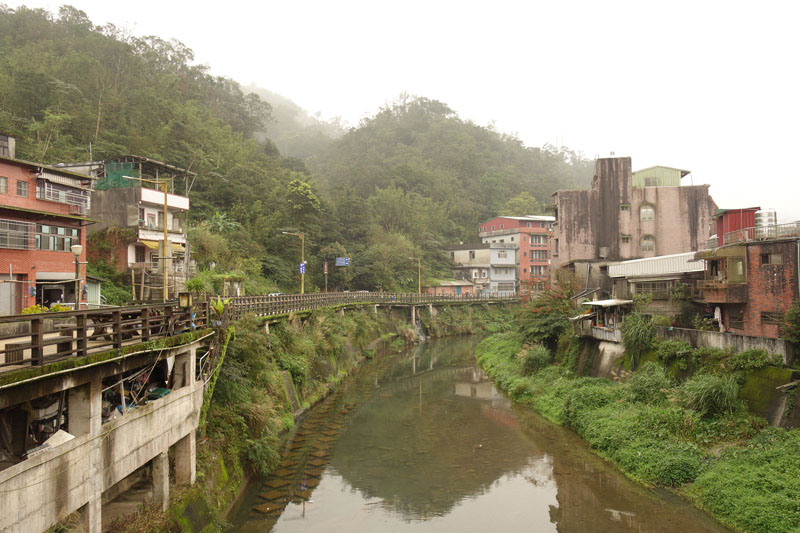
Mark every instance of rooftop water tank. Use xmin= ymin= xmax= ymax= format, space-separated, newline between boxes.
xmin=755 ymin=209 xmax=777 ymax=239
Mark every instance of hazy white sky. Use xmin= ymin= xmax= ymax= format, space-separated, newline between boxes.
xmin=8 ymin=0 xmax=800 ymax=221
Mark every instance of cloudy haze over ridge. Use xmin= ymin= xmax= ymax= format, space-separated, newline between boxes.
xmin=7 ymin=0 xmax=799 ymax=222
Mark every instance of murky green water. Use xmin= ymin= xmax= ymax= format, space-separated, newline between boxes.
xmin=231 ymin=337 xmax=729 ymax=532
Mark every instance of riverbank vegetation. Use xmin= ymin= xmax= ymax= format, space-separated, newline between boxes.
xmin=477 ymin=304 xmax=800 ymax=532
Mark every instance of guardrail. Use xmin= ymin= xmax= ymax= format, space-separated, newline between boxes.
xmin=0 ymin=302 xmax=208 ymax=371
xmin=228 ymin=291 xmax=518 ymax=320
xmin=722 ymin=221 xmax=800 ymax=246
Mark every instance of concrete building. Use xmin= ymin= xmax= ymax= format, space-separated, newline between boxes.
xmin=551 ymin=157 xmax=716 ymax=293
xmin=0 ymin=136 xmax=95 ymax=314
xmin=61 ymin=156 xmax=193 ymax=301
xmin=478 ymin=215 xmax=554 ymax=293
xmin=697 ymin=220 xmax=800 ymax=339
xmin=449 ymin=243 xmax=517 ymax=294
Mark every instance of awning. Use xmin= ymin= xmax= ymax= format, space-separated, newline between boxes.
xmin=569 ymin=312 xmax=596 ymax=321
xmin=581 ymin=299 xmax=634 ymax=308
xmin=694 ymin=246 xmax=746 ymax=260
xmin=171 ymin=242 xmax=186 ymax=253
xmin=140 ymin=240 xmax=159 ymax=250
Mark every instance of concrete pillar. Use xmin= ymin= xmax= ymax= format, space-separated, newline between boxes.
xmin=373 ymin=305 xmax=378 ymax=315
xmin=72 ymin=377 xmax=102 ymax=532
xmin=428 ymin=304 xmax=434 ymax=315
xmin=174 ymin=432 xmax=196 ymax=486
xmin=173 ymin=347 xmax=195 ymax=389
xmin=264 ymin=321 xmax=270 ymax=335
xmin=410 ymin=305 xmax=416 ymax=324
xmin=152 ymin=452 xmax=169 ymax=512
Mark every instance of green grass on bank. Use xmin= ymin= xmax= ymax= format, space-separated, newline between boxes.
xmin=476 ymin=331 xmax=800 ymax=533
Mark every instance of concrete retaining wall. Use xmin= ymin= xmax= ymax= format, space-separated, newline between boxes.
xmin=655 ymin=326 xmax=795 ymax=366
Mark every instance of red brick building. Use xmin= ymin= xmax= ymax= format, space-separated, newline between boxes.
xmin=478 ymin=215 xmax=554 ymax=293
xmin=698 ymin=226 xmax=799 ymax=338
xmin=0 ymin=143 xmax=94 ymax=314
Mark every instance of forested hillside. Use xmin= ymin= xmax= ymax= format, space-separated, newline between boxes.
xmin=0 ymin=5 xmax=592 ymax=294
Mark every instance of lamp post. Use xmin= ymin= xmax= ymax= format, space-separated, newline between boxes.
xmin=409 ymin=257 xmax=421 ymax=294
xmin=282 ymin=231 xmax=305 ymax=294
xmin=71 ymin=244 xmax=83 ymax=310
xmin=123 ymin=176 xmax=171 ymax=302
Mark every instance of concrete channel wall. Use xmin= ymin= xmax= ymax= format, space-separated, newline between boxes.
xmin=0 ymin=342 xmax=202 ymax=533
xmin=654 ymin=326 xmax=795 ymax=365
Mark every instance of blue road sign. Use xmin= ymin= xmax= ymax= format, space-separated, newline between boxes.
xmin=299 ymin=262 xmax=306 ymax=274
xmin=335 ymin=257 xmax=351 ymax=267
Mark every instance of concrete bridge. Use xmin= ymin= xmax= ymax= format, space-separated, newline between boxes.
xmin=0 ymin=292 xmax=516 ymax=532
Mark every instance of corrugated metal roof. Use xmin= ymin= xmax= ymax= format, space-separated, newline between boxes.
xmin=608 ymin=252 xmax=704 ymax=278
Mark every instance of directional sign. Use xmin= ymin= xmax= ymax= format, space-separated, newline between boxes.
xmin=299 ymin=262 xmax=306 ymax=274
xmin=335 ymin=257 xmax=350 ymax=267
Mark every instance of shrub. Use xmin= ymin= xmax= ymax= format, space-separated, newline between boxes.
xmin=621 ymin=311 xmax=655 ymax=369
xmin=627 ymin=362 xmax=670 ymax=404
xmin=679 ymin=374 xmax=740 ymax=417
xmin=656 ymin=339 xmax=693 ymax=370
xmin=728 ymin=349 xmax=780 ymax=371
xmin=518 ymin=344 xmax=552 ymax=375
xmin=616 ymin=439 xmax=704 ymax=486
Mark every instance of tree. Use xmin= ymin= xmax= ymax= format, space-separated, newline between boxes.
xmin=500 ymin=191 xmax=542 ymax=216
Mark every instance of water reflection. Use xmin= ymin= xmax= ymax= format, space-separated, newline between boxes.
xmin=231 ymin=337 xmax=728 ymax=532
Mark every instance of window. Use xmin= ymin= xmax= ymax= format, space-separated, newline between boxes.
xmin=761 ymin=253 xmax=783 ymax=265
xmin=554 ymin=238 xmax=559 ymax=255
xmin=531 ymin=250 xmax=547 ymax=260
xmin=761 ymin=311 xmax=783 ymax=325
xmin=530 ymin=235 xmax=547 ymax=244
xmin=498 ymin=251 xmax=507 ymax=258
xmin=147 ymin=213 xmax=156 ymax=229
xmin=469 ymin=251 xmax=476 ymax=260
xmin=728 ymin=257 xmax=746 ymax=283
xmin=620 ymin=204 xmax=630 ymax=212
xmin=499 ymin=239 xmax=504 ymax=243
xmin=0 ymin=219 xmax=32 ymax=249
xmin=35 ymin=224 xmax=79 ymax=252
xmin=523 ymin=268 xmax=527 ymax=273
xmin=491 ymin=225 xmax=495 ymax=230
xmin=640 ymin=235 xmax=655 ymax=253
xmin=500 ymin=224 xmax=504 ymax=229
xmin=530 ymin=266 xmax=546 ymax=275
xmin=640 ymin=204 xmax=655 ymax=221
xmin=0 ymin=176 xmax=6 ymax=194
xmin=16 ymin=180 xmax=28 ymax=197
xmin=510 ymin=237 xmax=514 ymax=241
xmin=635 ymin=281 xmax=670 ymax=298
xmin=523 ymin=251 xmax=527 ymax=256
xmin=621 ymin=234 xmax=631 ymax=244
xmin=135 ymin=246 xmax=146 ymax=263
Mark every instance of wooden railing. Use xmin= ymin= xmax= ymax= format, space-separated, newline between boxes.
xmin=0 ymin=302 xmax=209 ymax=371
xmin=228 ymin=291 xmax=518 ymax=320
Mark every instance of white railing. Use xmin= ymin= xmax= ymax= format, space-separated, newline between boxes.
xmin=723 ymin=222 xmax=800 ymax=246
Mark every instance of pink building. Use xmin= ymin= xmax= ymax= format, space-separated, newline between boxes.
xmin=551 ymin=157 xmax=716 ymax=291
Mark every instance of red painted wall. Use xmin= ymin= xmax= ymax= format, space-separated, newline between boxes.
xmin=716 ymin=208 xmax=759 ymax=247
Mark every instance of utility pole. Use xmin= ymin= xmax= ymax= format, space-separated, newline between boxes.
xmin=282 ymin=231 xmax=305 ymax=294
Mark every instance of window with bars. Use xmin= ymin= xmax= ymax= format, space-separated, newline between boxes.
xmin=35 ymin=224 xmax=80 ymax=252
xmin=0 ymin=219 xmax=33 ymax=249
xmin=530 ymin=250 xmax=547 ymax=260
xmin=0 ymin=176 xmax=7 ymax=194
xmin=761 ymin=311 xmax=783 ymax=324
xmin=16 ymin=180 xmax=28 ymax=197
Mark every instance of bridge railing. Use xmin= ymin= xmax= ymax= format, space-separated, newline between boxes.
xmin=227 ymin=291 xmax=518 ymax=320
xmin=0 ymin=301 xmax=209 ymax=371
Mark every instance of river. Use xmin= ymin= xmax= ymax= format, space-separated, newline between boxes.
xmin=230 ymin=337 xmax=729 ymax=532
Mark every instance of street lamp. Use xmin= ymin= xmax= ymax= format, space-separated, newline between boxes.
xmin=408 ymin=257 xmax=421 ymax=294
xmin=123 ymin=176 xmax=171 ymax=302
xmin=282 ymin=231 xmax=305 ymax=294
xmin=71 ymin=244 xmax=83 ymax=310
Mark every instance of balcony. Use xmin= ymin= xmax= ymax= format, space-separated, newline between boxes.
xmin=723 ymin=221 xmax=800 ymax=246
xmin=35 ymin=184 xmax=89 ymax=214
xmin=138 ymin=220 xmax=185 ymax=234
xmin=697 ymin=280 xmax=748 ymax=303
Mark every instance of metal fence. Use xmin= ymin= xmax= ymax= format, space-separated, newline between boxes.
xmin=722 ymin=222 xmax=800 ymax=246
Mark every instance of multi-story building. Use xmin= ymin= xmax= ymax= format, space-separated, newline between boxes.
xmin=449 ymin=243 xmax=517 ymax=294
xmin=697 ymin=218 xmax=799 ymax=339
xmin=62 ymin=156 xmax=193 ymax=301
xmin=551 ymin=157 xmax=716 ymax=293
xmin=478 ymin=215 xmax=555 ymax=293
xmin=0 ymin=136 xmax=95 ymax=313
